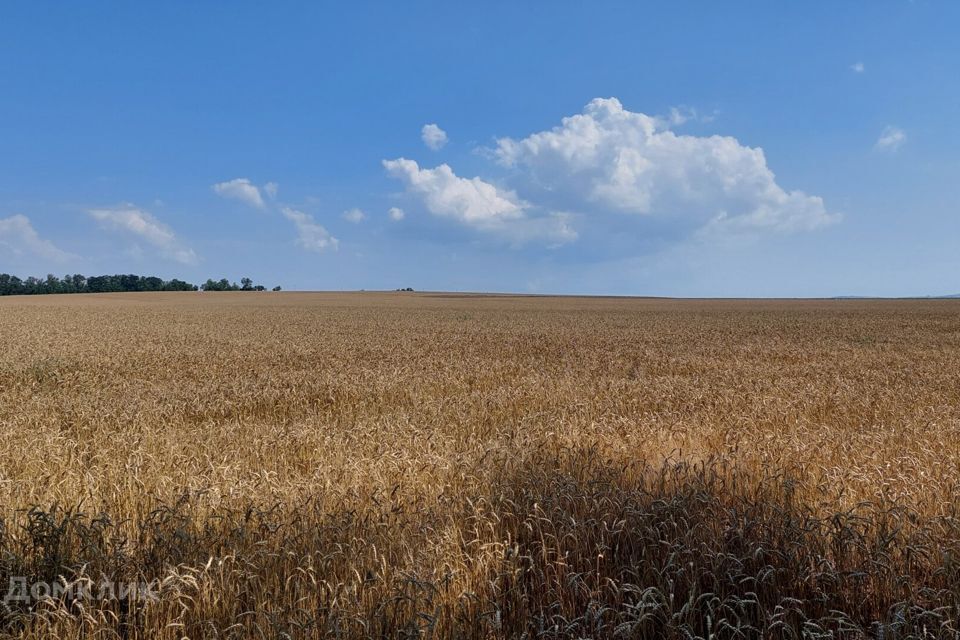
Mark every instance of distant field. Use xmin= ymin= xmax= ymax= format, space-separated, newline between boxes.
xmin=1 ymin=292 xmax=959 ymax=638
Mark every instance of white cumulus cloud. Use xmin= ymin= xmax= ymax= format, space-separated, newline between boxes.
xmin=388 ymin=207 xmax=405 ymax=221
xmin=421 ymin=123 xmax=448 ymax=150
xmin=494 ymin=97 xmax=837 ymax=233
xmin=281 ymin=207 xmax=338 ymax=252
xmin=263 ymin=182 xmax=279 ymax=199
xmin=0 ymin=215 xmax=73 ymax=262
xmin=342 ymin=208 xmax=366 ymax=223
xmin=382 ymin=158 xmax=576 ymax=244
xmin=383 ymin=158 xmax=525 ymax=227
xmin=88 ymin=205 xmax=197 ymax=264
xmin=875 ymin=126 xmax=906 ymax=152
xmin=212 ymin=178 xmax=266 ymax=209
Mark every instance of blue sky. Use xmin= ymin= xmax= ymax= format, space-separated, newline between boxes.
xmin=1 ymin=2 xmax=958 ymax=296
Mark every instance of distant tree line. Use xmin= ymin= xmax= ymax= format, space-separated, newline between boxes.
xmin=200 ymin=277 xmax=279 ymax=292
xmin=0 ymin=273 xmax=281 ymax=296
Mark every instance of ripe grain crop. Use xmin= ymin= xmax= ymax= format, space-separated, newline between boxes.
xmin=0 ymin=292 xmax=959 ymax=638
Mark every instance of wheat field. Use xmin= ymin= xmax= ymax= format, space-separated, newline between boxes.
xmin=0 ymin=292 xmax=959 ymax=638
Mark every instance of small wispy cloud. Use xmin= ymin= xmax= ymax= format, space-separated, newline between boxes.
xmin=421 ymin=123 xmax=448 ymax=150
xmin=342 ymin=208 xmax=366 ymax=223
xmin=214 ymin=177 xmax=342 ymax=253
xmin=875 ymin=125 xmax=906 ymax=152
xmin=0 ymin=214 xmax=74 ymax=262
xmin=281 ymin=207 xmax=338 ymax=252
xmin=661 ymin=106 xmax=715 ymax=127
xmin=88 ymin=204 xmax=197 ymax=264
xmin=851 ymin=61 xmax=865 ymax=73
xmin=388 ymin=207 xmax=405 ymax=221
xmin=212 ymin=178 xmax=266 ymax=209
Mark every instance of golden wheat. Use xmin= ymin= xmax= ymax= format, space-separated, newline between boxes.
xmin=0 ymin=292 xmax=959 ymax=638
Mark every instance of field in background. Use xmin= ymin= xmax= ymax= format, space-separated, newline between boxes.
xmin=1 ymin=292 xmax=960 ymax=638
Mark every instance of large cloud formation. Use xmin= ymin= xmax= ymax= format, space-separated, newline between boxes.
xmin=494 ymin=98 xmax=837 ymax=233
xmin=385 ymin=98 xmax=836 ymax=246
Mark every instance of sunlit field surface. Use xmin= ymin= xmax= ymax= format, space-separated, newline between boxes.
xmin=1 ymin=292 xmax=960 ymax=638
